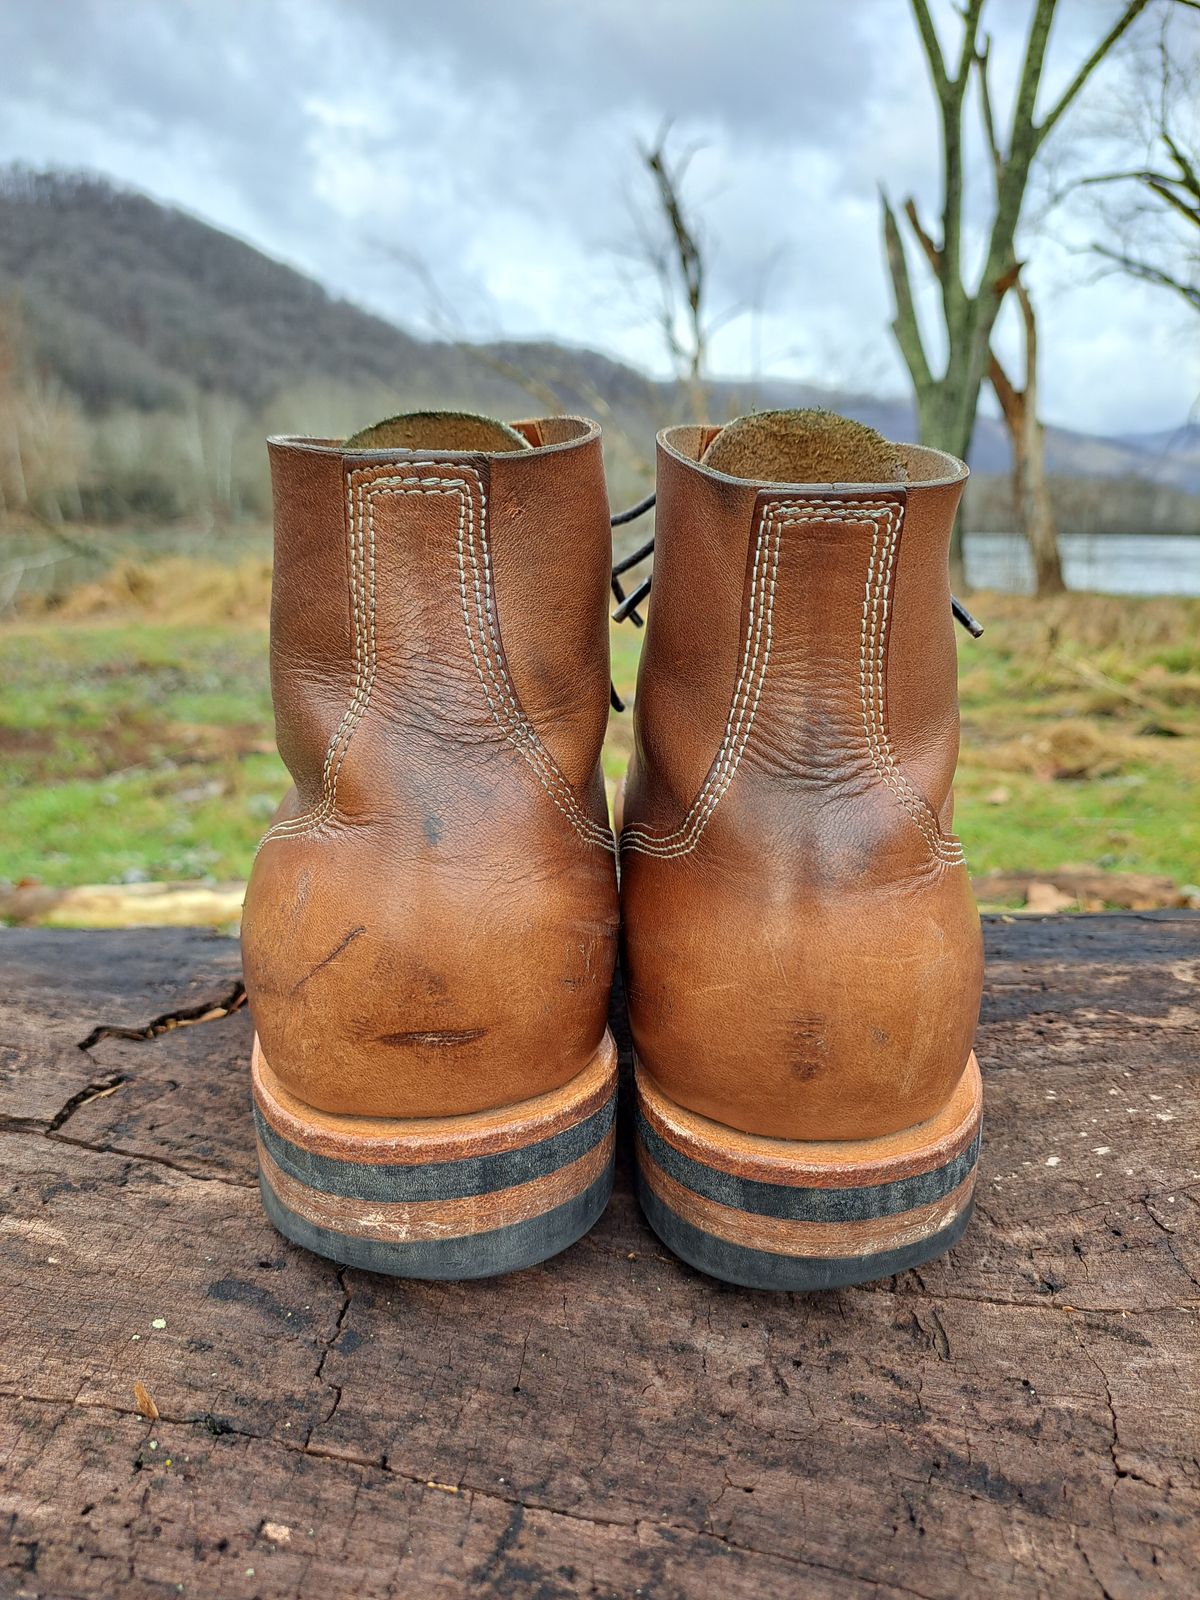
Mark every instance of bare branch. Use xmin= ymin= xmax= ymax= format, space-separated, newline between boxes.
xmin=1035 ymin=0 xmax=1151 ymax=148
xmin=1145 ymin=174 xmax=1200 ymax=226
xmin=1091 ymin=243 xmax=1200 ymax=311
xmin=987 ymin=346 xmax=1021 ymax=429
xmin=953 ymin=0 xmax=986 ymax=88
xmin=995 ymin=0 xmax=1055 ymax=215
xmin=1064 ymin=5 xmax=1199 ymax=314
xmin=903 ymin=197 xmax=942 ymax=272
xmin=641 ymin=131 xmax=706 ymax=383
xmin=1163 ymin=129 xmax=1200 ymax=196
xmin=910 ymin=0 xmax=950 ymax=95
xmin=629 ymin=123 xmax=713 ymax=418
xmin=973 ymin=34 xmax=1004 ymax=184
xmin=883 ymin=0 xmax=1157 ymax=576
xmin=880 ymin=189 xmax=933 ymax=391
xmin=1071 ymin=167 xmax=1187 ymax=189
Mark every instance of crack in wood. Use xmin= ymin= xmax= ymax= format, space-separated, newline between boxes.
xmin=307 ymin=1267 xmax=353 ymax=1442
xmin=41 ymin=1128 xmax=259 ymax=1187
xmin=1 ymin=1380 xmax=1191 ymax=1594
xmin=76 ymin=980 xmax=246 ymax=1055
xmin=0 ymin=978 xmax=250 ymax=1151
xmin=42 ymin=1073 xmax=130 ymax=1134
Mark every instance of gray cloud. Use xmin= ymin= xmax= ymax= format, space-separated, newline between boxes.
xmin=0 ymin=0 xmax=1195 ymax=434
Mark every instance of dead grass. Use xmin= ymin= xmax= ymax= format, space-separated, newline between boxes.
xmin=972 ymin=589 xmax=1197 ymax=657
xmin=986 ymin=719 xmax=1136 ymax=781
xmin=21 ymin=554 xmax=274 ymax=624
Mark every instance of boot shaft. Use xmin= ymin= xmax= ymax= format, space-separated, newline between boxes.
xmin=265 ymin=417 xmax=614 ymax=837
xmin=626 ymin=426 xmax=968 ymax=876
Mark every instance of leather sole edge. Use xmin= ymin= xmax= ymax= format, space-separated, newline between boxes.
xmin=252 ymin=1032 xmax=618 ymax=1279
xmin=634 ymin=1056 xmax=982 ymax=1291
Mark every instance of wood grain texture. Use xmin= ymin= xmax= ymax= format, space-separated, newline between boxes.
xmin=0 ymin=915 xmax=1197 ymax=1599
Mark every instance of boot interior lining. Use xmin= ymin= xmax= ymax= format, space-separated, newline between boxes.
xmin=702 ymin=409 xmax=905 ymax=486
xmin=667 ymin=418 xmax=968 ymax=488
xmin=343 ymin=411 xmax=530 ymax=452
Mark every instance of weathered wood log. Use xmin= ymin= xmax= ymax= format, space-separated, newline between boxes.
xmin=0 ymin=915 xmax=1197 ymax=1599
xmin=0 ymin=880 xmax=247 ymax=930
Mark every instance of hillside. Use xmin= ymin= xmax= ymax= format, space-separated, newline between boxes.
xmin=0 ymin=168 xmax=663 ymax=429
xmin=0 ymin=168 xmax=1196 ymax=502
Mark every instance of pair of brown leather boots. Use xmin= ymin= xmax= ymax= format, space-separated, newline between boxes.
xmin=241 ymin=407 xmax=983 ymax=1291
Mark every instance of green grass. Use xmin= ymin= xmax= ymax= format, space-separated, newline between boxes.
xmin=2 ymin=587 xmax=1198 ymax=904
xmin=603 ymin=626 xmax=642 ymax=787
xmin=0 ymin=622 xmax=283 ymax=884
xmin=951 ymin=593 xmax=1200 ymax=884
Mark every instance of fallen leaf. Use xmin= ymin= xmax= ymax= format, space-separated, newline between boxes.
xmin=133 ymin=1381 xmax=159 ymax=1420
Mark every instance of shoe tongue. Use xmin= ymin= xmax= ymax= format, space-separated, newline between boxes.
xmin=701 ymin=408 xmax=905 ymax=485
xmin=343 ymin=410 xmax=531 ymax=452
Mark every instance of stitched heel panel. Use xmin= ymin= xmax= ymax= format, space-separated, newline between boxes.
xmin=251 ymin=1034 xmax=617 ymax=1279
xmin=635 ymin=1057 xmax=981 ymax=1291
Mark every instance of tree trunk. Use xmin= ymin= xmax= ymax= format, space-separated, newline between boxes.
xmin=880 ymin=2 xmax=1148 ymax=600
xmin=988 ymin=282 xmax=1065 ymax=597
xmin=1016 ymin=290 xmax=1064 ymax=596
xmin=1023 ymin=410 xmax=1064 ymax=595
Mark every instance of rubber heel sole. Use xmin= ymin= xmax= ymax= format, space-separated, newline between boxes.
xmin=251 ymin=1033 xmax=618 ymax=1279
xmin=635 ymin=1054 xmax=982 ymax=1291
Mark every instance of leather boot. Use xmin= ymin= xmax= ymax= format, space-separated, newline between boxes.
xmin=620 ymin=410 xmax=983 ymax=1290
xmin=242 ymin=412 xmax=619 ymax=1279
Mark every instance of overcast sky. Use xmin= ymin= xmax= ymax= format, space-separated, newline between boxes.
xmin=1 ymin=0 xmax=1196 ymax=436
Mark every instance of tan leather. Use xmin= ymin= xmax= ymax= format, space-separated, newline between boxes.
xmin=241 ymin=415 xmax=618 ymax=1120
xmin=620 ymin=420 xmax=983 ymax=1142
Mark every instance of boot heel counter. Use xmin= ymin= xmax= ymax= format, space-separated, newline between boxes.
xmin=243 ymin=823 xmax=618 ymax=1122
xmin=623 ymin=850 xmax=981 ymax=1142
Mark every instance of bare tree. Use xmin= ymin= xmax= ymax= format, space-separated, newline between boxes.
xmin=1073 ymin=5 xmax=1200 ymax=313
xmin=903 ymin=185 xmax=1065 ymax=595
xmin=0 ymin=300 xmax=30 ymax=516
xmin=881 ymin=0 xmax=1149 ymax=577
xmin=634 ymin=123 xmax=710 ymax=419
xmin=0 ymin=294 xmax=85 ymax=525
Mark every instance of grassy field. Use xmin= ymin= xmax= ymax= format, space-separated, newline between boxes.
xmin=1 ymin=558 xmax=1198 ymax=911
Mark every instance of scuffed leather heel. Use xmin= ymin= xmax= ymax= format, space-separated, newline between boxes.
xmin=252 ymin=1033 xmax=618 ymax=1279
xmin=635 ymin=1056 xmax=982 ymax=1291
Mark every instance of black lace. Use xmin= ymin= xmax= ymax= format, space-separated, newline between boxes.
xmin=608 ymin=494 xmax=982 ymax=711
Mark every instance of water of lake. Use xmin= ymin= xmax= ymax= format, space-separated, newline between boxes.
xmin=965 ymin=533 xmax=1200 ymax=597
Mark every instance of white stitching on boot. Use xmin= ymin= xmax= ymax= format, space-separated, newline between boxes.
xmin=620 ymin=500 xmax=781 ymax=859
xmin=258 ymin=463 xmax=613 ymax=855
xmin=620 ymin=496 xmax=964 ymax=866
